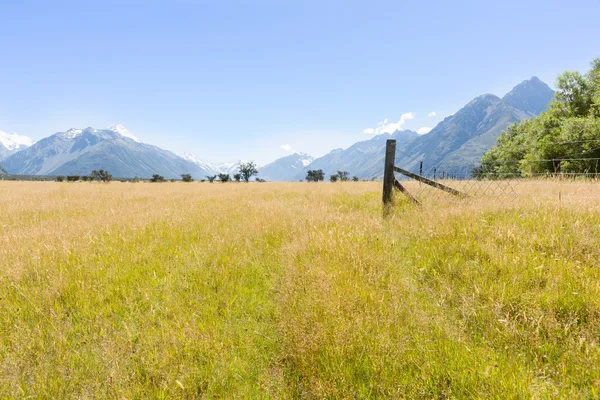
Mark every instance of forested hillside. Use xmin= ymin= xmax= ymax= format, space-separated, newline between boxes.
xmin=478 ymin=58 xmax=600 ymax=176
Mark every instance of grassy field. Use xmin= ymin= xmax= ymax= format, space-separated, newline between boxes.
xmin=1 ymin=181 xmax=599 ymax=398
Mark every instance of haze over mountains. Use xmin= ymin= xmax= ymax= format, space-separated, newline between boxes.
xmin=0 ymin=76 xmax=554 ymax=180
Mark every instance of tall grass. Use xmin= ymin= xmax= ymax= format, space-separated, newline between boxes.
xmin=0 ymin=181 xmax=599 ymax=398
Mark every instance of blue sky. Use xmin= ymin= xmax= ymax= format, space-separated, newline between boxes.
xmin=1 ymin=0 xmax=599 ymax=165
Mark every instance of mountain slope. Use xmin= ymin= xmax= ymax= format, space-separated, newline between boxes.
xmin=296 ymin=129 xmax=420 ymax=180
xmin=259 ymin=153 xmax=314 ymax=181
xmin=0 ymin=131 xmax=34 ymax=161
xmin=3 ymin=126 xmax=212 ymax=179
xmin=309 ymin=77 xmax=554 ymax=180
xmin=393 ymin=77 xmax=555 ymax=176
xmin=502 ymin=76 xmax=555 ymax=115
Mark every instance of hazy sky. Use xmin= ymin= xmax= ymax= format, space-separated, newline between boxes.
xmin=1 ymin=0 xmax=599 ymax=164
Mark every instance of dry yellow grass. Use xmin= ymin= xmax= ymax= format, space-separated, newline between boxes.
xmin=1 ymin=180 xmax=599 ymax=398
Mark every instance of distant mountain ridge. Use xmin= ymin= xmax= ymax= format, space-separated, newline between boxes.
xmin=1 ymin=77 xmax=554 ymax=181
xmin=0 ymin=130 xmax=34 ymax=161
xmin=259 ymin=152 xmax=314 ymax=181
xmin=3 ymin=125 xmax=212 ymax=179
xmin=295 ymin=129 xmax=419 ymax=180
xmin=294 ymin=76 xmax=554 ymax=180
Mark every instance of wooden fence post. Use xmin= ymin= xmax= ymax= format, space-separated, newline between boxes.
xmin=383 ymin=139 xmax=396 ymax=216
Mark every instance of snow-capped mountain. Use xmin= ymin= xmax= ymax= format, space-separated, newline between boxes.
xmin=180 ymin=154 xmax=246 ymax=176
xmin=259 ymin=152 xmax=314 ymax=181
xmin=0 ymin=130 xmax=34 ymax=161
xmin=214 ymin=161 xmax=243 ymax=175
xmin=180 ymin=152 xmax=220 ymax=175
xmin=3 ymin=125 xmax=212 ymax=179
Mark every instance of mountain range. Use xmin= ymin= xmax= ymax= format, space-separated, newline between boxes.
xmin=2 ymin=125 xmax=212 ymax=179
xmin=294 ymin=76 xmax=554 ymax=180
xmin=0 ymin=76 xmax=554 ymax=180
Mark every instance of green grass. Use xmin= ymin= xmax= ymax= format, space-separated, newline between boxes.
xmin=0 ymin=181 xmax=599 ymax=398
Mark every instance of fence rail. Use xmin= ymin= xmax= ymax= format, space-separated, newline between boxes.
xmin=382 ymin=139 xmax=600 ymax=214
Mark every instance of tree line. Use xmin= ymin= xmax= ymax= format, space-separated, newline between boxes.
xmin=476 ymin=57 xmax=600 ymax=177
xmin=305 ymin=169 xmax=360 ymax=182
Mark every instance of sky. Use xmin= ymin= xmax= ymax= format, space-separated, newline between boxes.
xmin=1 ymin=0 xmax=599 ymax=165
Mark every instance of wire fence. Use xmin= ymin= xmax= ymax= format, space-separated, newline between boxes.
xmin=390 ymin=143 xmax=600 ymax=205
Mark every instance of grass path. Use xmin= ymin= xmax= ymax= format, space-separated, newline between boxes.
xmin=1 ymin=182 xmax=599 ymax=398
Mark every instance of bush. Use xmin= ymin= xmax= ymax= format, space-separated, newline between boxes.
xmin=90 ymin=169 xmax=112 ymax=183
xmin=306 ymin=170 xmax=324 ymax=182
xmin=181 ymin=174 xmax=193 ymax=182
xmin=218 ymin=173 xmax=230 ymax=183
xmin=151 ymin=174 xmax=165 ymax=183
xmin=55 ymin=176 xmax=65 ymax=182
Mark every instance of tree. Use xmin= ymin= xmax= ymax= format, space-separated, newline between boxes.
xmin=181 ymin=174 xmax=193 ymax=182
xmin=306 ymin=169 xmax=324 ymax=182
xmin=233 ymin=173 xmax=241 ymax=182
xmin=337 ymin=171 xmax=350 ymax=181
xmin=352 ymin=176 xmax=359 ymax=182
xmin=91 ymin=169 xmax=112 ymax=182
xmin=239 ymin=161 xmax=258 ymax=182
xmin=218 ymin=173 xmax=230 ymax=183
xmin=330 ymin=174 xmax=339 ymax=182
xmin=55 ymin=175 xmax=65 ymax=182
xmin=67 ymin=175 xmax=80 ymax=182
xmin=479 ymin=57 xmax=600 ymax=177
xmin=206 ymin=175 xmax=217 ymax=183
xmin=151 ymin=174 xmax=165 ymax=182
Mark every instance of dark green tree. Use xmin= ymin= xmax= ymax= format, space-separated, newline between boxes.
xmin=181 ymin=174 xmax=193 ymax=182
xmin=306 ymin=169 xmax=325 ymax=182
xmin=337 ymin=171 xmax=350 ymax=181
xmin=218 ymin=173 xmax=230 ymax=183
xmin=239 ymin=162 xmax=258 ymax=182
xmin=479 ymin=57 xmax=600 ymax=176
xmin=151 ymin=174 xmax=165 ymax=182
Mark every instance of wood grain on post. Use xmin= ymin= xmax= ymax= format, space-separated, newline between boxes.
xmin=382 ymin=139 xmax=396 ymax=216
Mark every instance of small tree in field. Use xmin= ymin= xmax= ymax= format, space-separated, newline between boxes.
xmin=233 ymin=173 xmax=241 ymax=182
xmin=206 ymin=175 xmax=217 ymax=183
xmin=352 ymin=176 xmax=359 ymax=182
xmin=306 ymin=169 xmax=324 ymax=182
xmin=55 ymin=175 xmax=65 ymax=182
xmin=218 ymin=173 xmax=230 ymax=183
xmin=67 ymin=175 xmax=80 ymax=182
xmin=181 ymin=174 xmax=193 ymax=182
xmin=151 ymin=174 xmax=165 ymax=183
xmin=239 ymin=162 xmax=258 ymax=182
xmin=91 ymin=169 xmax=112 ymax=182
xmin=337 ymin=171 xmax=350 ymax=181
xmin=330 ymin=174 xmax=339 ymax=182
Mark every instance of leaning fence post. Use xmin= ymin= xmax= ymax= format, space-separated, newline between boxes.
xmin=383 ymin=139 xmax=396 ymax=216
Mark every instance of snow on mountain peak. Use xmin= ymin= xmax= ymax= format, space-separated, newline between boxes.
xmin=0 ymin=130 xmax=34 ymax=150
xmin=107 ymin=124 xmax=142 ymax=142
xmin=63 ymin=128 xmax=83 ymax=139
xmin=301 ymin=158 xmax=313 ymax=167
